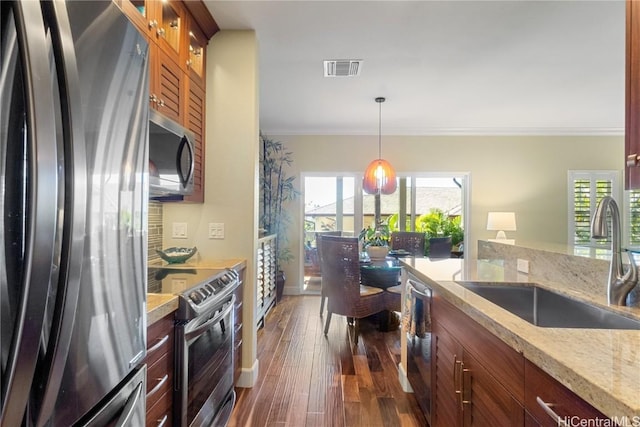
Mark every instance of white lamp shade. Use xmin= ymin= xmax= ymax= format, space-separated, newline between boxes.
xmin=487 ymin=212 xmax=517 ymax=239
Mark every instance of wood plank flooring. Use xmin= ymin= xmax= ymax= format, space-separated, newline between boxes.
xmin=229 ymin=296 xmax=428 ymax=427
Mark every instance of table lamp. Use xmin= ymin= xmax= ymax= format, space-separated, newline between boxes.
xmin=487 ymin=212 xmax=517 ymax=240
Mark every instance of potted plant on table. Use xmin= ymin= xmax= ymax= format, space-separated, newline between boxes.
xmin=259 ymin=133 xmax=299 ymax=301
xmin=359 ymin=223 xmax=391 ymax=260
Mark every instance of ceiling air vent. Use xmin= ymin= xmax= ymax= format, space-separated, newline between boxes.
xmin=323 ymin=60 xmax=362 ymax=77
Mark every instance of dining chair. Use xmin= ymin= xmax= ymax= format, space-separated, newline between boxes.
xmin=319 ymin=235 xmax=387 ymax=340
xmin=315 ymin=231 xmax=342 ymax=316
xmin=390 ymin=231 xmax=426 ymax=256
xmin=428 ymin=236 xmax=452 ymax=258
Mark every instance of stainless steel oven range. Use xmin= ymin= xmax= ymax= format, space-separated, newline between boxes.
xmin=150 ymin=267 xmax=241 ymax=427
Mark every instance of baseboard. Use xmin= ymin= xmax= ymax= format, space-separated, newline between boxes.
xmin=236 ymin=359 xmax=259 ymax=388
xmin=398 ymin=363 xmax=413 ymax=393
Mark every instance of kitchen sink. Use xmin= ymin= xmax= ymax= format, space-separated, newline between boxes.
xmin=455 ymin=282 xmax=640 ymax=330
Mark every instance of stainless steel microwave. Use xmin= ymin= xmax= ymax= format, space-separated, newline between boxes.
xmin=148 ymin=110 xmax=195 ymax=197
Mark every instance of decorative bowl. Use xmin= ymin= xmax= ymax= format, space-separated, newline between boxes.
xmin=156 ymin=247 xmax=197 ymax=264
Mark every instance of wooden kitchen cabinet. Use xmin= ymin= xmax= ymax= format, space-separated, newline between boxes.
xmin=182 ymin=79 xmax=206 ymax=202
xmin=145 ymin=313 xmax=175 ymax=427
xmin=626 ymin=0 xmax=640 ymax=189
xmin=149 ymin=44 xmax=186 ymax=124
xmin=524 ymin=359 xmax=608 ymax=426
xmin=431 ymin=292 xmax=611 ymax=426
xmin=431 ymin=292 xmax=525 ymax=426
xmin=185 ymin=14 xmax=208 ymax=89
xmin=119 ymin=0 xmax=216 ymax=203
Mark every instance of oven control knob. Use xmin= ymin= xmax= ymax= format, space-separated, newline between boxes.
xmin=189 ymin=291 xmax=203 ymax=304
xmin=204 ymin=284 xmax=215 ymax=295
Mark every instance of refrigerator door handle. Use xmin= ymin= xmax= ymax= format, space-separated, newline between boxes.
xmin=114 ymin=381 xmax=144 ymax=427
xmin=1 ymin=2 xmax=60 ymax=426
xmin=34 ymin=1 xmax=88 ymax=425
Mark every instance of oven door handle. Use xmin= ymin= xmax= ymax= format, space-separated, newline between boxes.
xmin=185 ymin=295 xmax=235 ymax=340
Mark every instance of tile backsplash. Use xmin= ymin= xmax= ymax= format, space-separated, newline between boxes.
xmin=147 ymin=201 xmax=163 ymax=293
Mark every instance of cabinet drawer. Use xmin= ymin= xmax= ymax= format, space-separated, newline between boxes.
xmin=146 ymin=315 xmax=174 ymax=367
xmin=524 ymin=359 xmax=607 ymax=426
xmin=146 ymin=351 xmax=173 ymax=398
xmin=146 ymin=389 xmax=172 ymax=427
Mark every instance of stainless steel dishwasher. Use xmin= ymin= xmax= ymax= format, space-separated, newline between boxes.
xmin=405 ymin=274 xmax=433 ymax=424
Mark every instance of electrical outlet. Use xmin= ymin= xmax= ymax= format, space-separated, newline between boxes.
xmin=517 ymin=258 xmax=529 ymax=274
xmin=208 ymin=223 xmax=225 ymax=239
xmin=172 ymin=222 xmax=187 ymax=239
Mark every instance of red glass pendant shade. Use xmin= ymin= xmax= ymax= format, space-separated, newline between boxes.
xmin=363 ymin=158 xmax=397 ymax=194
xmin=363 ymin=97 xmax=396 ymax=195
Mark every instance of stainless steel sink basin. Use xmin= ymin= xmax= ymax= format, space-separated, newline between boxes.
xmin=455 ymin=282 xmax=640 ymax=330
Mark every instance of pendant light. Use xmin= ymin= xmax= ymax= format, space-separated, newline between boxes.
xmin=363 ymin=97 xmax=397 ymax=194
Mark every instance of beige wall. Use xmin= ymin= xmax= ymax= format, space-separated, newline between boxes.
xmin=273 ymin=134 xmax=624 ymax=293
xmin=162 ymin=30 xmax=260 ymax=386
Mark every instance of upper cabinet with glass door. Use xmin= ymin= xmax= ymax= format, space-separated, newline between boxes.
xmin=186 ymin=14 xmax=207 ymax=89
xmin=118 ymin=0 xmax=186 ymax=65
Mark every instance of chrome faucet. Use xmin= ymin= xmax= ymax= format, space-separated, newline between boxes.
xmin=590 ymin=196 xmax=638 ymax=305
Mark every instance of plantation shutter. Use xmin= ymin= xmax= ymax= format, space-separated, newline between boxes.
xmin=628 ymin=190 xmax=640 ymax=246
xmin=568 ymin=171 xmax=618 ymax=247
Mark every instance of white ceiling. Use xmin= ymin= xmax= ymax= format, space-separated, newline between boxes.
xmin=204 ymin=0 xmax=625 ymax=136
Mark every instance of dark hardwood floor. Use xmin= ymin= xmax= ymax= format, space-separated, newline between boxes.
xmin=229 ymin=296 xmax=428 ymax=427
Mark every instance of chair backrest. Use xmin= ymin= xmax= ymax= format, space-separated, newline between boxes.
xmin=390 ymin=231 xmax=426 ymax=256
xmin=429 ymin=236 xmax=452 ymax=258
xmin=315 ymin=231 xmax=342 ymax=273
xmin=318 ymin=235 xmax=361 ymax=308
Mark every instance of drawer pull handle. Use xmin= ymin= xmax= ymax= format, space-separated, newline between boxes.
xmin=148 ymin=374 xmax=169 ymax=399
xmin=536 ymin=396 xmax=568 ymax=426
xmin=148 ymin=334 xmax=169 ymax=354
xmin=157 ymin=415 xmax=168 ymax=427
xmin=628 ymin=154 xmax=640 ymax=167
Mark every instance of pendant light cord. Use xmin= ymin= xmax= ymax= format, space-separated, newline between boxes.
xmin=376 ymin=97 xmax=385 ymax=159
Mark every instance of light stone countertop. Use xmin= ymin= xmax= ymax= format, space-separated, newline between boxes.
xmin=147 ymin=293 xmax=178 ymax=325
xmin=148 ymin=258 xmax=247 ymax=271
xmin=401 ymin=257 xmax=640 ymax=420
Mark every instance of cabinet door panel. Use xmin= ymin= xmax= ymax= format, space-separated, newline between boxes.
xmin=155 ymin=48 xmax=184 ymax=124
xmin=626 ymin=0 xmax=640 ymax=189
xmin=463 ymin=351 xmax=524 ymax=427
xmin=183 ymin=80 xmax=205 ymax=202
xmin=432 ymin=294 xmax=524 ymax=401
xmin=432 ymin=322 xmax=463 ymax=427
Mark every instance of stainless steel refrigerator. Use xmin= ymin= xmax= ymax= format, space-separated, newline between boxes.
xmin=1 ymin=1 xmax=148 ymax=425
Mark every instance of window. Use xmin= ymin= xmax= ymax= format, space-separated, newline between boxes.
xmin=568 ymin=171 xmax=619 ymax=247
xmin=301 ymin=172 xmax=468 ymax=293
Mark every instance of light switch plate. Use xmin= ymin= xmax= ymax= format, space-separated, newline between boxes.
xmin=172 ymin=222 xmax=188 ymax=239
xmin=208 ymin=223 xmax=225 ymax=239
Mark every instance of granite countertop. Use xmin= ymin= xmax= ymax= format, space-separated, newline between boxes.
xmin=401 ymin=257 xmax=640 ymax=419
xmin=146 ymin=258 xmax=247 ymax=325
xmin=148 ymin=257 xmax=247 ymax=271
xmin=147 ymin=293 xmax=179 ymax=325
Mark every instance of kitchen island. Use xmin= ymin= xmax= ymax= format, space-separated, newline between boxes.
xmin=400 ymin=257 xmax=640 ymax=420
